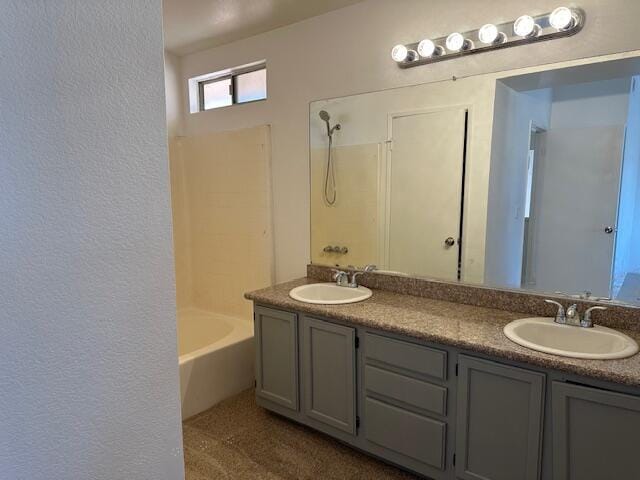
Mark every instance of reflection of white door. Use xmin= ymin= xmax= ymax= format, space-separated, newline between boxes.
xmin=386 ymin=108 xmax=467 ymax=280
xmin=530 ymin=127 xmax=623 ymax=297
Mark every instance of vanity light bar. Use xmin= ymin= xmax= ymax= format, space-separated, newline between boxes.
xmin=392 ymin=6 xmax=584 ymax=68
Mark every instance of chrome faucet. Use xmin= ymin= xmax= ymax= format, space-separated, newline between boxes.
xmin=545 ymin=299 xmax=607 ymax=328
xmin=554 ymin=290 xmax=612 ymax=301
xmin=566 ymin=304 xmax=581 ymax=326
xmin=333 ymin=265 xmax=376 ymax=288
xmin=331 ymin=269 xmax=350 ymax=287
xmin=545 ymin=300 xmax=566 ymax=324
xmin=349 ymin=271 xmax=365 ymax=287
xmin=347 ymin=264 xmax=377 ymax=288
xmin=582 ymin=306 xmax=607 ymax=328
xmin=324 ymin=245 xmax=349 ymax=254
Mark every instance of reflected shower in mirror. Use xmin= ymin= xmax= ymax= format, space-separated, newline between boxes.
xmin=309 ymin=53 xmax=640 ymax=306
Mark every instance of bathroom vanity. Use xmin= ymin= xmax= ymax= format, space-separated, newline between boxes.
xmin=262 ymin=49 xmax=640 ymax=479
xmin=247 ymin=278 xmax=640 ymax=480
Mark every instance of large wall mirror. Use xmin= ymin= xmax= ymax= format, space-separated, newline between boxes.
xmin=309 ymin=52 xmax=640 ymax=306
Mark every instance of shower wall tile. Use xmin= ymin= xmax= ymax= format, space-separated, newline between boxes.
xmin=169 ymin=126 xmax=274 ymax=319
xmin=169 ymin=138 xmax=193 ymax=309
xmin=310 ymin=143 xmax=380 ymax=268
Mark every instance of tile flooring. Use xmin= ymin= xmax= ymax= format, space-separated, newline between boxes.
xmin=183 ymin=389 xmax=418 ymax=479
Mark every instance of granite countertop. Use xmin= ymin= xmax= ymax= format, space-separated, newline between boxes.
xmin=246 ymin=278 xmax=640 ymax=387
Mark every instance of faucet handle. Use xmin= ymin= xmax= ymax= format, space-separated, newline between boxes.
xmin=349 ymin=271 xmax=365 ymax=287
xmin=331 ymin=268 xmax=346 ymax=278
xmin=545 ymin=299 xmax=566 ymax=324
xmin=582 ymin=306 xmax=607 ymax=328
xmin=331 ymin=269 xmax=349 ymax=286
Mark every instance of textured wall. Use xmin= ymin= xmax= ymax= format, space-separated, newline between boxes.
xmin=0 ymin=2 xmax=184 ymax=479
xmin=176 ymin=0 xmax=640 ymax=283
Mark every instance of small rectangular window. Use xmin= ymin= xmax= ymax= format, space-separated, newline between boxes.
xmin=201 ymin=78 xmax=232 ymax=110
xmin=236 ymin=68 xmax=267 ymax=103
xmin=191 ymin=62 xmax=267 ymax=113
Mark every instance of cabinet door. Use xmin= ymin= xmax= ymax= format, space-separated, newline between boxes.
xmin=456 ymin=356 xmax=545 ymax=480
xmin=552 ymin=381 xmax=640 ymax=480
xmin=302 ymin=316 xmax=356 ymax=434
xmin=254 ymin=306 xmax=298 ymax=410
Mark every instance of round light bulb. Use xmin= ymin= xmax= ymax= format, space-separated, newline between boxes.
xmin=514 ymin=15 xmax=538 ymax=37
xmin=417 ymin=39 xmax=436 ymax=58
xmin=446 ymin=32 xmax=465 ymax=52
xmin=391 ymin=44 xmax=408 ymax=62
xmin=478 ymin=24 xmax=499 ymax=44
xmin=549 ymin=6 xmax=574 ymax=30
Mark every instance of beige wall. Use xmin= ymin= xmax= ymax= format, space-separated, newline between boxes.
xmin=172 ymin=0 xmax=640 ymax=283
xmin=164 ymin=51 xmax=183 ymax=138
xmin=169 ymin=126 xmax=274 ymax=319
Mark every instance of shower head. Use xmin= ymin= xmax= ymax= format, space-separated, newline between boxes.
xmin=319 ymin=110 xmax=340 ymax=137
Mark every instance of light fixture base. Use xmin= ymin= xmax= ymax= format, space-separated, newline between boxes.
xmin=394 ymin=8 xmax=584 ymax=68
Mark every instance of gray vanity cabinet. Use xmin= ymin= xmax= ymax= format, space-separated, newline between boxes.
xmin=254 ymin=306 xmax=299 ymax=410
xmin=455 ymin=355 xmax=545 ymax=480
xmin=552 ymin=381 xmax=640 ymax=480
xmin=362 ymin=333 xmax=449 ymax=478
xmin=253 ymin=303 xmax=640 ymax=480
xmin=301 ymin=315 xmax=357 ymax=435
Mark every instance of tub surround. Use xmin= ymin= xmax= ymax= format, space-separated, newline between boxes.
xmin=245 ymin=277 xmax=640 ymax=387
xmin=169 ymin=126 xmax=273 ymax=318
xmin=169 ymin=126 xmax=273 ymax=419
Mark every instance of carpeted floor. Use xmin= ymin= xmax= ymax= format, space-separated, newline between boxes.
xmin=182 ymin=389 xmax=419 ymax=479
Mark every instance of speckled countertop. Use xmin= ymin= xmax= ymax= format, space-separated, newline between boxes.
xmin=246 ymin=278 xmax=640 ymax=387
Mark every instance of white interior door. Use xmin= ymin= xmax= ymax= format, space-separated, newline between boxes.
xmin=528 ymin=126 xmax=623 ymax=297
xmin=387 ymin=108 xmax=467 ymax=280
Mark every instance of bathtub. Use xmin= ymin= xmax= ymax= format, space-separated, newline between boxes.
xmin=177 ymin=308 xmax=254 ymax=419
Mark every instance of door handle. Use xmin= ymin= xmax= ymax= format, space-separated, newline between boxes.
xmin=604 ymin=226 xmax=615 ymax=234
xmin=444 ymin=237 xmax=456 ymax=247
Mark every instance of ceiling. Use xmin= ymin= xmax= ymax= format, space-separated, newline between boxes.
xmin=163 ymin=0 xmax=365 ymax=55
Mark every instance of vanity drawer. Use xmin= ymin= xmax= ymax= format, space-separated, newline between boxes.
xmin=365 ymin=397 xmax=446 ymax=470
xmin=365 ymin=333 xmax=447 ymax=381
xmin=365 ymin=365 xmax=447 ymax=416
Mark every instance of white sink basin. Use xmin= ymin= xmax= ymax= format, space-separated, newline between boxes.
xmin=504 ymin=317 xmax=639 ymax=360
xmin=289 ymin=283 xmax=372 ymax=305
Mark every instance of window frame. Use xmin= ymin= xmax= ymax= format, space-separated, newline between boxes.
xmin=198 ymin=75 xmax=233 ymax=111
xmin=197 ymin=63 xmax=266 ymax=112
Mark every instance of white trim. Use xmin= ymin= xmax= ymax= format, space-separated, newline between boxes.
xmin=382 ymin=104 xmax=472 ymax=276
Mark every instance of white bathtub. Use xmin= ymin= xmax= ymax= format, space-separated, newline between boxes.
xmin=177 ymin=308 xmax=254 ymax=419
